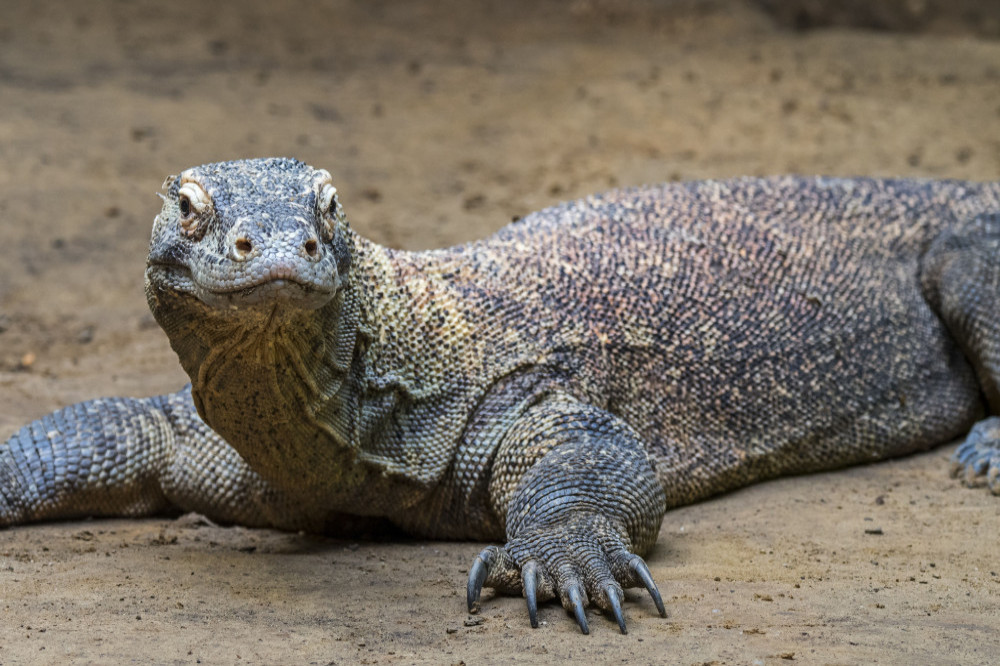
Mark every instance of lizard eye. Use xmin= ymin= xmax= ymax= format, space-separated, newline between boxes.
xmin=176 ymin=181 xmax=212 ymax=238
xmin=315 ymin=171 xmax=339 ymax=240
xmin=319 ymin=183 xmax=338 ymax=216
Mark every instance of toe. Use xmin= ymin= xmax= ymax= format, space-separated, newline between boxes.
xmin=564 ymin=583 xmax=590 ymax=634
xmin=628 ymin=554 xmax=667 ymax=617
xmin=604 ymin=583 xmax=627 ymax=634
xmin=951 ymin=418 xmax=1000 ymax=492
xmin=467 ymin=545 xmax=522 ymax=612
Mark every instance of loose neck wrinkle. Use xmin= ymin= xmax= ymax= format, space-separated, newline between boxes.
xmin=150 ymin=230 xmax=448 ymax=516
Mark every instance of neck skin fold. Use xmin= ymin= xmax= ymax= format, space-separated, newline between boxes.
xmin=148 ymin=229 xmax=444 ymax=516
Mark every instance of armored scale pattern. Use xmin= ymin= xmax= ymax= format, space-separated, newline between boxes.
xmin=2 ymin=158 xmax=999 ymax=634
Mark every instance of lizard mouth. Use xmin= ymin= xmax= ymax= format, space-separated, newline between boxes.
xmin=204 ymin=277 xmax=337 ymax=308
xmin=146 ymin=263 xmax=338 ymax=311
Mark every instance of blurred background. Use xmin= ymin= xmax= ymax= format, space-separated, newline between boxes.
xmin=1 ymin=1 xmax=998 ymax=662
xmin=2 ymin=0 xmax=997 ymax=387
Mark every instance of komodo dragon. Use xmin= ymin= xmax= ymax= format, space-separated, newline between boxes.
xmin=2 ymin=158 xmax=999 ymax=634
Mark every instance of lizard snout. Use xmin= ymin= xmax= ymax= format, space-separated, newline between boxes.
xmin=195 ymin=218 xmax=340 ymax=306
xmin=228 ymin=221 xmax=323 ymax=265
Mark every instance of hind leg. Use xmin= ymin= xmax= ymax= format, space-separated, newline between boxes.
xmin=922 ymin=217 xmax=1000 ymax=490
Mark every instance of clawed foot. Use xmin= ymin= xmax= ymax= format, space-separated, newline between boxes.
xmin=951 ymin=416 xmax=1000 ymax=494
xmin=465 ymin=514 xmax=665 ymax=634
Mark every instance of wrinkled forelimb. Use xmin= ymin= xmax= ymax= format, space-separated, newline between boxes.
xmin=1 ymin=386 xmax=325 ymax=531
xmin=467 ymin=393 xmax=667 ymax=634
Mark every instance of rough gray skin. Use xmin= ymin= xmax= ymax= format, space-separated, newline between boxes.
xmin=2 ymin=158 xmax=999 ymax=635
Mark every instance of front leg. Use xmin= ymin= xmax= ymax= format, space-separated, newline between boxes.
xmin=1 ymin=385 xmax=329 ymax=532
xmin=467 ymin=394 xmax=667 ymax=634
xmin=1 ymin=393 xmax=176 ymax=525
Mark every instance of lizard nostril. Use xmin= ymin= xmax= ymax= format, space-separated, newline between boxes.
xmin=304 ymin=239 xmax=318 ymax=257
xmin=235 ymin=238 xmax=253 ymax=256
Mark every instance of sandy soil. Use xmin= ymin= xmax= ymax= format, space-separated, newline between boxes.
xmin=1 ymin=1 xmax=999 ymax=663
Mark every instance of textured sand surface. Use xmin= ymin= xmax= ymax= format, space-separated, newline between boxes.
xmin=1 ymin=1 xmax=998 ymax=663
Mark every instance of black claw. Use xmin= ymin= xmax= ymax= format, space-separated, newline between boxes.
xmin=568 ymin=585 xmax=590 ymax=635
xmin=631 ymin=556 xmax=666 ymax=618
xmin=605 ymin=584 xmax=627 ymax=634
xmin=523 ymin=561 xmax=539 ymax=628
xmin=467 ymin=548 xmax=492 ymax=613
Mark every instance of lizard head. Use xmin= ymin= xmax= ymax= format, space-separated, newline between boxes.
xmin=144 ymin=159 xmax=367 ymax=486
xmin=145 ymin=157 xmax=351 ymax=318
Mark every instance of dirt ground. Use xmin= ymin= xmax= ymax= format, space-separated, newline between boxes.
xmin=1 ymin=1 xmax=999 ymax=664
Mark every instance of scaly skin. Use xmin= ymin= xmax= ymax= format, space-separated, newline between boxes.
xmin=2 ymin=158 xmax=1000 ymax=634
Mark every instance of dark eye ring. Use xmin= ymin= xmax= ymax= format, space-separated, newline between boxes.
xmin=179 ymin=196 xmax=192 ymax=217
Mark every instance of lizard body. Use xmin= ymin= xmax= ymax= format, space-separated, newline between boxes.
xmin=3 ymin=158 xmax=999 ymax=633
